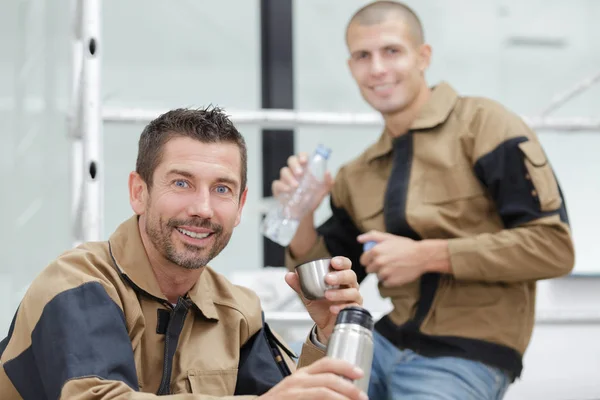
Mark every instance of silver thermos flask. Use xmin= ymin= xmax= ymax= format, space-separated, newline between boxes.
xmin=326 ymin=306 xmax=374 ymax=393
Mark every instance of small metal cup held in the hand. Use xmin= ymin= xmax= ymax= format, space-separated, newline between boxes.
xmin=294 ymin=258 xmax=340 ymax=300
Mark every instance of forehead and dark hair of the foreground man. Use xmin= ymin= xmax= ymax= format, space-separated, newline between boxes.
xmin=347 ymin=0 xmax=425 ymax=46
xmin=135 ymin=106 xmax=248 ymax=194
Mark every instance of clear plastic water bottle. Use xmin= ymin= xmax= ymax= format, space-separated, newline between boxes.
xmin=261 ymin=144 xmax=332 ymax=247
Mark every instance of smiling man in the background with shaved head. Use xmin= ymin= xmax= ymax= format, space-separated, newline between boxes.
xmin=273 ymin=1 xmax=574 ymax=399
